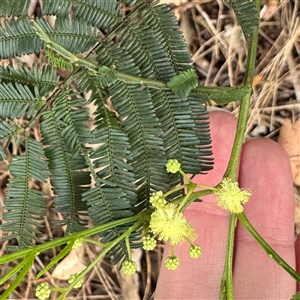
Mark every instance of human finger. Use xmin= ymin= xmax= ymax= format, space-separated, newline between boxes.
xmin=234 ymin=139 xmax=296 ymax=299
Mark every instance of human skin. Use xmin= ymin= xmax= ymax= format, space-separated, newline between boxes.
xmin=155 ymin=110 xmax=299 ymax=299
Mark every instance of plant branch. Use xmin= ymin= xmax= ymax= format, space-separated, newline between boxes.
xmin=221 ymin=1 xmax=261 ymax=298
xmin=220 ymin=214 xmax=236 ymax=300
xmin=30 ymin=20 xmax=247 ymax=102
xmin=223 ymin=15 xmax=259 ymax=181
xmin=0 ymin=210 xmax=151 ymax=265
xmin=238 ymin=212 xmax=300 ymax=283
xmin=57 ymin=218 xmax=145 ymax=299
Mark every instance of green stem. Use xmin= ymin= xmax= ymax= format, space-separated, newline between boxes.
xmin=0 ymin=210 xmax=151 ymax=264
xmin=223 ymin=90 xmax=251 ymax=181
xmin=178 ymin=183 xmax=196 ymax=212
xmin=223 ymin=21 xmax=259 ymax=180
xmin=238 ymin=212 xmax=300 ymax=283
xmin=125 ymin=236 xmax=132 ymax=260
xmin=57 ymin=218 xmax=144 ymax=299
xmin=0 ymin=253 xmax=35 ymax=299
xmin=0 ymin=213 xmax=146 ymax=299
xmin=221 ymin=1 xmax=261 ymax=297
xmin=174 ymin=189 xmax=214 ymax=211
xmin=220 ymin=214 xmax=236 ymax=300
xmin=178 ymin=168 xmax=192 ymax=183
xmin=196 ymin=183 xmax=217 ymax=191
xmin=163 ymin=184 xmax=187 ymax=197
xmin=30 ymin=20 xmax=246 ymax=102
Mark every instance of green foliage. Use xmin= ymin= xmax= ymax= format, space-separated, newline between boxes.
xmin=0 ymin=0 xmax=258 ymax=267
xmin=291 ymin=292 xmax=300 ymax=300
xmin=0 ymin=0 xmax=30 ymax=17
xmin=0 ymin=121 xmax=20 ymax=160
xmin=0 ymin=17 xmax=41 ymax=58
xmin=225 ymin=0 xmax=259 ymax=39
xmin=46 ymin=49 xmax=74 ymax=71
xmin=1 ymin=137 xmax=48 ymax=251
xmin=0 ymin=63 xmax=59 ymax=95
xmin=194 ymin=86 xmax=249 ymax=105
xmin=0 ymin=82 xmax=42 ymax=119
xmin=167 ymin=69 xmax=198 ymax=100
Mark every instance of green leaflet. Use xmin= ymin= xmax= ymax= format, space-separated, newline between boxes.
xmin=46 ymin=49 xmax=74 ymax=72
xmin=43 ymin=0 xmax=120 ymax=28
xmin=0 ymin=63 xmax=59 ymax=95
xmin=225 ymin=0 xmax=259 ymax=39
xmin=40 ymin=92 xmax=91 ymax=234
xmin=0 ymin=137 xmax=48 ymax=250
xmin=0 ymin=82 xmax=42 ymax=119
xmin=0 ymin=0 xmax=30 ymax=17
xmin=194 ymin=85 xmax=249 ymax=105
xmin=167 ymin=69 xmax=199 ymax=100
xmin=0 ymin=17 xmax=41 ymax=58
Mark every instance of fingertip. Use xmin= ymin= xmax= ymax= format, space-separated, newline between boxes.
xmin=238 ymin=138 xmax=294 ymax=237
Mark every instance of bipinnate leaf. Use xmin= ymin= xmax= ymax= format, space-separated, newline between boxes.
xmin=167 ymin=69 xmax=198 ymax=100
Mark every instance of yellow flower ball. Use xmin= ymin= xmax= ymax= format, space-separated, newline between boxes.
xmin=216 ymin=178 xmax=251 ymax=214
xmin=149 ymin=203 xmax=196 ymax=245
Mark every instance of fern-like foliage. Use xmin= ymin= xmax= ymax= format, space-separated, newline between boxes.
xmin=0 ymin=63 xmax=59 ymax=95
xmin=0 ymin=0 xmax=215 ymax=262
xmin=0 ymin=82 xmax=42 ymax=119
xmin=0 ymin=0 xmax=30 ymax=17
xmin=0 ymin=17 xmax=42 ymax=58
xmin=43 ymin=0 xmax=120 ymax=28
xmin=0 ymin=121 xmax=20 ymax=160
xmin=225 ymin=0 xmax=259 ymax=39
xmin=1 ymin=137 xmax=48 ymax=251
xmin=291 ymin=292 xmax=300 ymax=300
xmin=167 ymin=69 xmax=198 ymax=99
xmin=40 ymin=91 xmax=91 ymax=234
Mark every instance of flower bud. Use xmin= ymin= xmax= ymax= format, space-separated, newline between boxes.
xmin=122 ymin=260 xmax=138 ymax=275
xmin=165 ymin=256 xmax=179 ymax=270
xmin=35 ymin=282 xmax=51 ymax=300
xmin=68 ymin=273 xmax=83 ymax=288
xmin=166 ymin=159 xmax=181 ymax=173
xmin=142 ymin=234 xmax=157 ymax=251
xmin=189 ymin=245 xmax=202 ymax=258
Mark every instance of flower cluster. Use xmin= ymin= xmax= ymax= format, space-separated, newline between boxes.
xmin=122 ymin=260 xmax=138 ymax=275
xmin=216 ymin=178 xmax=251 ymax=214
xmin=125 ymin=159 xmax=203 ymax=274
xmin=35 ymin=283 xmax=51 ymax=300
xmin=68 ymin=273 xmax=83 ymax=288
xmin=149 ymin=191 xmax=167 ymax=209
xmin=142 ymin=234 xmax=157 ymax=251
xmin=165 ymin=256 xmax=180 ymax=270
xmin=189 ymin=245 xmax=202 ymax=258
xmin=166 ymin=159 xmax=181 ymax=173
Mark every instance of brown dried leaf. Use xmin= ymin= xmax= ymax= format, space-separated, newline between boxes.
xmin=260 ymin=0 xmax=280 ymax=20
xmin=278 ymin=119 xmax=300 ymax=186
xmin=52 ymin=247 xmax=87 ymax=280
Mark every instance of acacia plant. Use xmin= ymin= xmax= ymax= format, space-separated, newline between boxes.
xmin=0 ymin=0 xmax=299 ymax=299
